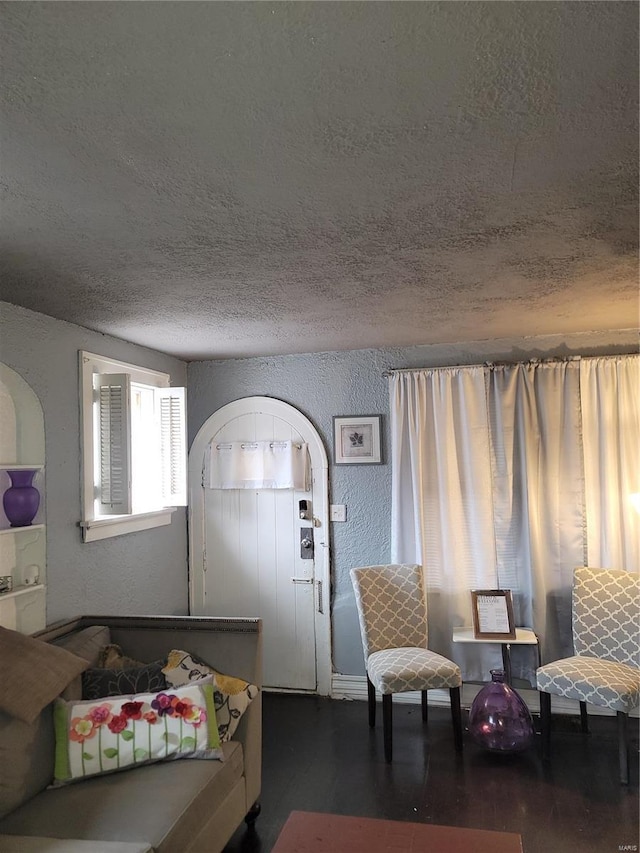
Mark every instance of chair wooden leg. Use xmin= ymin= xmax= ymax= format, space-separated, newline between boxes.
xmin=367 ymin=676 xmax=376 ymax=728
xmin=421 ymin=690 xmax=428 ymax=722
xmin=449 ymin=687 xmax=463 ymax=752
xmin=617 ymin=712 xmax=629 ymax=785
xmin=382 ymin=694 xmax=392 ymax=762
xmin=579 ymin=701 xmax=589 ymax=734
xmin=244 ymin=802 xmax=261 ymax=827
xmin=540 ymin=691 xmax=551 ymax=761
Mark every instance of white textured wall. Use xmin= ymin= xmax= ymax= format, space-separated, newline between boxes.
xmin=188 ymin=329 xmax=637 ymax=676
xmin=0 ymin=302 xmax=188 ymax=623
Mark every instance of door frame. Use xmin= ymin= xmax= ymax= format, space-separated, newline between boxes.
xmin=188 ymin=396 xmax=332 ymax=696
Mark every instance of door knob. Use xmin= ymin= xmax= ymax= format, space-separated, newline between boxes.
xmin=300 ymin=527 xmax=314 ymax=558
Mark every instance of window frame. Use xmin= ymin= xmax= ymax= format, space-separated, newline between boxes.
xmin=79 ymin=351 xmax=186 ymax=543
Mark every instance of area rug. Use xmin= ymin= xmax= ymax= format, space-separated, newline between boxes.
xmin=271 ymin=810 xmax=524 ymax=853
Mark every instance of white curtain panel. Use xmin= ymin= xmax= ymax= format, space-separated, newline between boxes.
xmin=390 ymin=356 xmax=639 ymax=684
xmin=390 ymin=367 xmax=501 ymax=679
xmin=489 ymin=362 xmax=585 ymax=672
xmin=580 ymin=355 xmax=640 ymax=570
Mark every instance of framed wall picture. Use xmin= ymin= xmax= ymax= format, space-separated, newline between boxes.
xmin=471 ymin=589 xmax=516 ymax=639
xmin=333 ymin=415 xmax=382 ymax=465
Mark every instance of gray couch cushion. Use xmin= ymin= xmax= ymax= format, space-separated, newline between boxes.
xmin=0 ymin=839 xmax=152 ymax=853
xmin=0 ymin=741 xmax=244 ymax=850
xmin=55 ymin=626 xmax=111 ymax=664
xmin=0 ymin=627 xmax=113 ymax=820
xmin=0 ymin=706 xmax=55 ymax=821
xmin=56 ymin=626 xmax=112 ymax=702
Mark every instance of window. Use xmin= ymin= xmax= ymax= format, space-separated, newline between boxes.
xmin=80 ymin=351 xmax=187 ymax=542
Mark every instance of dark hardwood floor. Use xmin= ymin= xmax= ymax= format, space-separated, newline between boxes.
xmin=224 ymin=693 xmax=639 ymax=853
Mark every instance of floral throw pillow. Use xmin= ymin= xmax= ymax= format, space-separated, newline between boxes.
xmin=53 ymin=677 xmax=222 ymax=786
xmin=162 ymin=650 xmax=258 ymax=743
xmin=82 ymin=661 xmax=167 ymax=700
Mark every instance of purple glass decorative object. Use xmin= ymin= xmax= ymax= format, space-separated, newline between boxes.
xmin=2 ymin=469 xmax=40 ymax=527
xmin=468 ymin=669 xmax=535 ymax=753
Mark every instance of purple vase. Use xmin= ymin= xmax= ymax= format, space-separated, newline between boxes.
xmin=3 ymin=469 xmax=40 ymax=527
xmin=468 ymin=669 xmax=535 ymax=753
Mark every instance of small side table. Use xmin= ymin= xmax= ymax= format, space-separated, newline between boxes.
xmin=452 ymin=626 xmax=541 ymax=686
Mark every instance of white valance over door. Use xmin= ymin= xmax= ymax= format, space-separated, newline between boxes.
xmin=204 ymin=439 xmax=308 ymax=490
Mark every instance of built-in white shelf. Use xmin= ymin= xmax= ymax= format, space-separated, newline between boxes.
xmin=0 ymin=523 xmax=45 ymax=536
xmin=0 ymin=583 xmax=44 ymax=601
xmin=0 ymin=464 xmax=45 ymax=470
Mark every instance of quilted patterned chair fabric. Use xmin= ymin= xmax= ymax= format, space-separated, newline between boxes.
xmin=536 ymin=566 xmax=640 ymax=784
xmin=350 ymin=564 xmax=463 ymax=762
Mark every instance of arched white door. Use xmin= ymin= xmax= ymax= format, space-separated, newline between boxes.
xmin=189 ymin=397 xmax=331 ymax=695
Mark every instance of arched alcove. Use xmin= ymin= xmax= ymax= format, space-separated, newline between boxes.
xmin=0 ymin=363 xmax=46 ymax=633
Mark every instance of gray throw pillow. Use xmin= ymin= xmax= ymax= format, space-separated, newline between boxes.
xmin=82 ymin=661 xmax=167 ymax=700
xmin=0 ymin=625 xmax=89 ymax=724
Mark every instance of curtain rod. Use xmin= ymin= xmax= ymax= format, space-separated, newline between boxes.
xmin=382 ymin=353 xmax=637 ymax=378
xmin=215 ymin=441 xmax=303 ymax=450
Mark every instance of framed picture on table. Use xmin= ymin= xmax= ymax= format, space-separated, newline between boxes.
xmin=471 ymin=589 xmax=516 ymax=640
xmin=333 ymin=415 xmax=382 ymax=465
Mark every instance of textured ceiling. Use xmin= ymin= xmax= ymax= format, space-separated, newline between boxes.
xmin=0 ymin=2 xmax=638 ymax=360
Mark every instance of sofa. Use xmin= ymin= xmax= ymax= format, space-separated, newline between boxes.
xmin=0 ymin=614 xmax=262 ymax=853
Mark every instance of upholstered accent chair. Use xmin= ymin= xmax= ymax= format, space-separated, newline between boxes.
xmin=536 ymin=566 xmax=640 ymax=784
xmin=350 ymin=563 xmax=463 ymax=762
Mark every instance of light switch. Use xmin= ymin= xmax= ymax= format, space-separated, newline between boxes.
xmin=330 ymin=504 xmax=347 ymax=522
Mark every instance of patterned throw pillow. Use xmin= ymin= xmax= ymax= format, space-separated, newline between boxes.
xmin=53 ymin=677 xmax=222 ymax=786
xmin=162 ymin=650 xmax=258 ymax=742
xmin=82 ymin=661 xmax=167 ymax=700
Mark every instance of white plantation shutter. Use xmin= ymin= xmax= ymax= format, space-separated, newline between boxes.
xmin=157 ymin=387 xmax=187 ymax=506
xmin=81 ymin=351 xmax=188 ymax=540
xmin=96 ymin=373 xmax=132 ymax=515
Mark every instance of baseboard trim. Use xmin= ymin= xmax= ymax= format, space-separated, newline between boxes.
xmin=330 ymin=674 xmax=638 ymax=718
